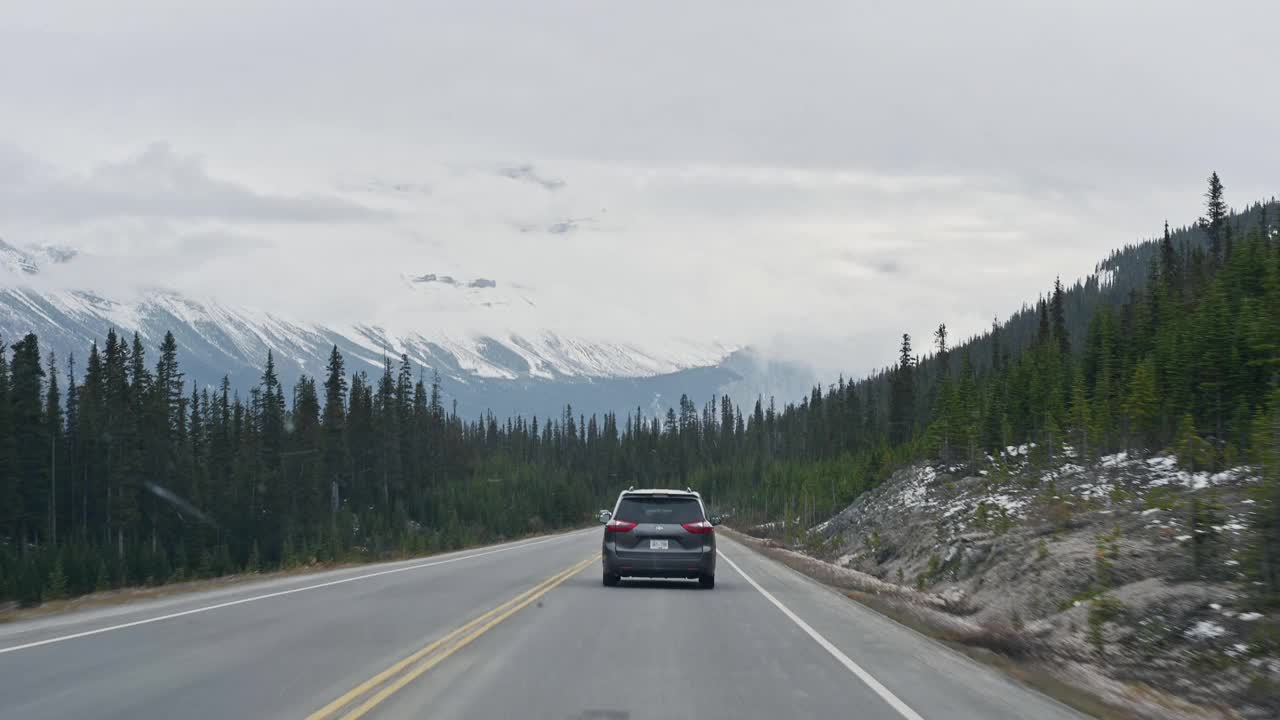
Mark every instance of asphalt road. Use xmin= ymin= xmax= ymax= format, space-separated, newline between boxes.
xmin=0 ymin=528 xmax=1084 ymax=720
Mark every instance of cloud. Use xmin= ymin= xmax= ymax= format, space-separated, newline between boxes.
xmin=0 ymin=139 xmax=1233 ymax=381
xmin=335 ymin=177 xmax=432 ymax=198
xmin=497 ymin=164 xmax=565 ymax=191
xmin=865 ymin=257 xmax=904 ymax=276
xmin=1 ymin=1 xmax=1277 ymax=381
xmin=0 ymin=142 xmax=386 ymax=224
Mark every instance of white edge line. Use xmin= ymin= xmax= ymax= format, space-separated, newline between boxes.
xmin=718 ymin=550 xmax=925 ymax=720
xmin=0 ymin=530 xmax=589 ymax=655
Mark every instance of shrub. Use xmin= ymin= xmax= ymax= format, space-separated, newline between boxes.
xmin=1087 ymin=594 xmax=1126 ymax=652
xmin=1044 ymin=498 xmax=1074 ymax=530
xmin=46 ymin=557 xmax=67 ymax=601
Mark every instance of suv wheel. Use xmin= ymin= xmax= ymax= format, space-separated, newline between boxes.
xmin=603 ymin=571 xmax=621 ymax=587
xmin=698 ymin=574 xmax=715 ymax=589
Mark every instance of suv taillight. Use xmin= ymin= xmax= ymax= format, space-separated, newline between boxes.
xmin=605 ymin=519 xmax=637 ymax=534
xmin=682 ymin=521 xmax=714 ymax=534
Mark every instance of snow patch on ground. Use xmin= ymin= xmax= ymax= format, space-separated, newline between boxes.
xmin=1185 ymin=621 xmax=1228 ymax=641
xmin=981 ymin=493 xmax=1027 ymax=515
xmin=898 ymin=467 xmax=934 ymax=508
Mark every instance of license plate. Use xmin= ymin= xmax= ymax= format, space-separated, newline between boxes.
xmin=650 ymin=539 xmax=669 ymax=550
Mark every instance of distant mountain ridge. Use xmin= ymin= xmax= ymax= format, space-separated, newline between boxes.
xmin=0 ymin=240 xmax=816 ymax=419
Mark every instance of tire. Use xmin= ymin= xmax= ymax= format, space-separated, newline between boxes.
xmin=603 ymin=571 xmax=621 ymax=587
xmin=698 ymin=574 xmax=715 ymax=589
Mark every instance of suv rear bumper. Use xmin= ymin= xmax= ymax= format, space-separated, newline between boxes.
xmin=602 ymin=543 xmax=716 ymax=578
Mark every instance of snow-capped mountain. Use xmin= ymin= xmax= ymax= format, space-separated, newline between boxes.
xmin=0 ymin=239 xmax=815 ymax=419
xmin=0 ymin=239 xmax=77 ymax=276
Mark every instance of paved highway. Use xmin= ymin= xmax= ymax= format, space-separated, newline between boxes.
xmin=0 ymin=528 xmax=1083 ymax=719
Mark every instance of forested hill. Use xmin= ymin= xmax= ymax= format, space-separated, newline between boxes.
xmin=914 ymin=195 xmax=1277 ymax=383
xmin=1097 ymin=198 xmax=1277 ymax=300
xmin=1 ymin=174 xmax=1277 ymax=610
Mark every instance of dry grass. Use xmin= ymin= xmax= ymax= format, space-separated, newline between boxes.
xmin=0 ymin=525 xmax=593 ymax=625
xmin=0 ymin=561 xmax=362 ymax=624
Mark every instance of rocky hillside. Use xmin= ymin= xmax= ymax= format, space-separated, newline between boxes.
xmin=756 ymin=448 xmax=1278 ymax=718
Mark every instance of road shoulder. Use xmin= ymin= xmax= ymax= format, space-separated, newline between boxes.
xmin=719 ymin=531 xmax=1101 ymax=720
xmin=721 ymin=528 xmax=1226 ymax=720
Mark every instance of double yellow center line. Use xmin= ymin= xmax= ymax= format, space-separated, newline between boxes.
xmin=307 ymin=556 xmax=593 ymax=720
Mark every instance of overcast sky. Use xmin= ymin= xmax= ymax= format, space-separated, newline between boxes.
xmin=1 ymin=1 xmax=1277 ymax=376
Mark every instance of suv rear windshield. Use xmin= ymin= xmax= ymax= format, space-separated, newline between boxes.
xmin=614 ymin=496 xmax=705 ymax=524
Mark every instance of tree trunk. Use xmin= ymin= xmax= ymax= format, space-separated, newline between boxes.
xmin=50 ymin=433 xmax=56 ymax=546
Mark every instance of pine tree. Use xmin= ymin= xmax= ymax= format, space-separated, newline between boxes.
xmin=1190 ymin=491 xmax=1224 ymax=578
xmin=889 ymin=334 xmax=915 ymax=445
xmin=1175 ymin=414 xmax=1211 ymax=472
xmin=429 ymin=370 xmax=444 ymax=419
xmin=989 ymin=317 xmax=1003 ymax=373
xmin=103 ymin=330 xmax=140 ymax=557
xmin=79 ymin=343 xmax=106 ymax=543
xmin=322 ymin=346 xmax=348 ymax=522
xmin=45 ymin=353 xmax=63 ymax=546
xmin=0 ymin=342 xmax=15 ymax=544
xmin=1160 ymin=220 xmax=1180 ymax=296
xmin=290 ymin=375 xmax=323 ymax=526
xmin=1124 ymin=359 xmax=1159 ymax=451
xmin=10 ymin=335 xmax=48 ymax=545
xmin=981 ymin=383 xmax=1005 ymax=453
xmin=149 ymin=332 xmax=184 ymax=553
xmin=1051 ymin=277 xmax=1070 ymax=356
xmin=1195 ymin=282 xmax=1235 ymax=451
xmin=374 ymin=356 xmax=401 ymax=512
xmin=395 ymin=354 xmax=414 ymax=494
xmin=1247 ymin=387 xmax=1279 ymax=600
xmin=956 ymin=355 xmax=980 ymax=468
xmin=46 ymin=555 xmax=67 ymax=600
xmin=62 ymin=355 xmax=79 ymax=542
xmin=1036 ymin=298 xmax=1051 ymax=347
xmin=258 ymin=352 xmax=286 ymax=558
xmin=1070 ymin=365 xmax=1094 ymax=463
xmin=1202 ymin=172 xmax=1228 ymax=263
xmin=928 ymin=378 xmax=954 ymax=462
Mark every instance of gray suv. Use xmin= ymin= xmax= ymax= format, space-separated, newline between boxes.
xmin=599 ymin=488 xmax=721 ymax=589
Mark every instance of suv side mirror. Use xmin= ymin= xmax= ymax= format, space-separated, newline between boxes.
xmin=709 ymin=515 xmax=723 ymax=526
xmin=598 ymin=509 xmax=612 ymax=524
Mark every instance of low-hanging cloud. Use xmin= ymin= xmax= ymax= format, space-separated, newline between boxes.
xmin=0 ymin=142 xmax=386 ymax=224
